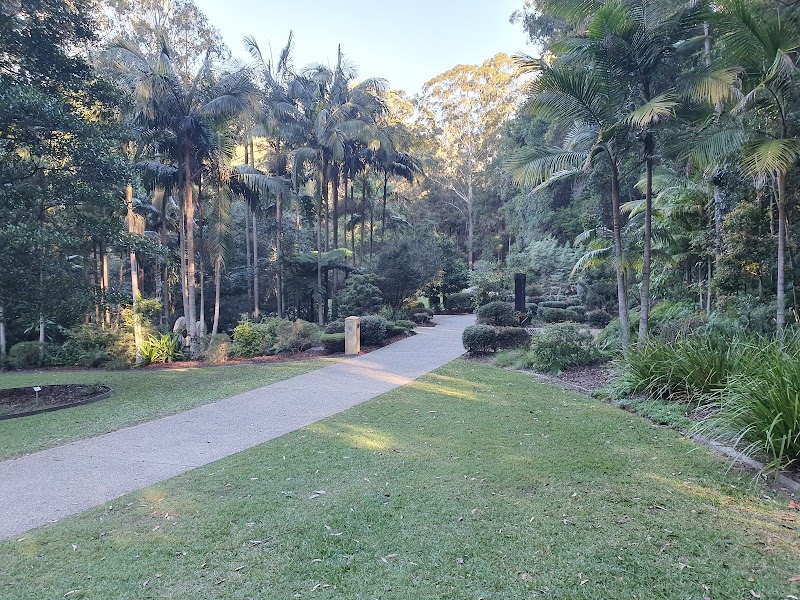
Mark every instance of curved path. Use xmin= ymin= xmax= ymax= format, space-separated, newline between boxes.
xmin=0 ymin=315 xmax=474 ymax=539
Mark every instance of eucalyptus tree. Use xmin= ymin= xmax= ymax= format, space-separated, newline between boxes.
xmin=418 ymin=53 xmax=522 ymax=269
xmin=111 ymin=42 xmax=257 ymax=354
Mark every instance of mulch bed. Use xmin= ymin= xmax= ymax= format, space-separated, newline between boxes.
xmin=0 ymin=384 xmax=112 ymax=419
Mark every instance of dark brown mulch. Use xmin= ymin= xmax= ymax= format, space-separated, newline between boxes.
xmin=544 ymin=364 xmax=614 ymax=393
xmin=0 ymin=384 xmax=111 ymax=418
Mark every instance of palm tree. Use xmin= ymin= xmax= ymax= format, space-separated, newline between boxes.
xmin=112 ymin=41 xmax=257 ymax=354
xmin=291 ymin=48 xmax=388 ymax=324
xmin=713 ymin=0 xmax=800 ymax=331
xmin=507 ymin=60 xmax=635 ymax=349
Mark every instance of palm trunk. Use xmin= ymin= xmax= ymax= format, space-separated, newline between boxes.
xmin=183 ymin=145 xmax=198 ymax=357
xmin=212 ymin=253 xmax=222 ymax=336
xmin=0 ymin=304 xmax=6 ymax=359
xmin=252 ymin=206 xmax=260 ymax=319
xmin=360 ymin=170 xmax=367 ymax=266
xmin=276 ymin=190 xmax=284 ymax=319
xmin=777 ymin=170 xmax=786 ymax=331
xmin=100 ymin=239 xmax=110 ymax=326
xmin=381 ymin=171 xmax=388 ymax=244
xmin=245 ymin=201 xmax=252 ymax=304
xmin=332 ymin=165 xmax=339 ymax=249
xmin=610 ymin=158 xmax=630 ymax=351
xmin=315 ymin=173 xmax=324 ymax=326
xmin=126 ymin=181 xmax=143 ymax=364
xmin=638 ymin=154 xmax=653 ymax=341
xmin=198 ymin=176 xmax=205 ymax=339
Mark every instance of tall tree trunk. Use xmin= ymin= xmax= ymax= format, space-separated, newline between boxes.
xmin=638 ymin=153 xmax=653 ymax=341
xmin=315 ymin=173 xmax=324 ymax=326
xmin=252 ymin=206 xmax=260 ymax=319
xmin=126 ymin=181 xmax=143 ymax=364
xmin=466 ymin=163 xmax=475 ymax=270
xmin=369 ymin=193 xmax=374 ymax=260
xmin=159 ymin=186 xmax=169 ymax=329
xmin=360 ymin=170 xmax=367 ymax=266
xmin=0 ymin=305 xmax=6 ymax=359
xmin=100 ymin=239 xmax=111 ymax=326
xmin=276 ymin=190 xmax=284 ymax=319
xmin=777 ymin=170 xmax=786 ymax=331
xmin=381 ymin=171 xmax=389 ymax=245
xmin=198 ymin=176 xmax=205 ymax=339
xmin=183 ymin=145 xmax=198 ymax=357
xmin=212 ymin=253 xmax=222 ymax=336
xmin=332 ymin=165 xmax=340 ymax=249
xmin=610 ymin=158 xmax=631 ymax=351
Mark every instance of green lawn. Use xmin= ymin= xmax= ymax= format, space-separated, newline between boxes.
xmin=1 ymin=360 xmax=798 ymax=599
xmin=0 ymin=360 xmax=327 ymax=459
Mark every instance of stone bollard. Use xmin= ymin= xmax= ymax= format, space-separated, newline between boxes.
xmin=344 ymin=316 xmax=361 ymax=355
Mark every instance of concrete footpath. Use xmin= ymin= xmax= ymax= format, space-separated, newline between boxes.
xmin=0 ymin=315 xmax=474 ymax=540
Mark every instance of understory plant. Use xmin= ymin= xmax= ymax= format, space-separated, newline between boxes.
xmin=527 ymin=323 xmax=600 ymax=374
xmin=138 ymin=334 xmax=185 ymax=365
xmin=697 ymin=338 xmax=800 ymax=472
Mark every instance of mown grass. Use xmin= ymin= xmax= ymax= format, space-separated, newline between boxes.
xmin=0 ymin=360 xmax=798 ymax=599
xmin=0 ymin=360 xmax=327 ymax=459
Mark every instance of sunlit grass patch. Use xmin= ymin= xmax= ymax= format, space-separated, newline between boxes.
xmin=0 ymin=360 xmax=797 ymax=599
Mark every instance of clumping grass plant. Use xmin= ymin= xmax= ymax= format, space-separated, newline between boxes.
xmin=608 ymin=334 xmax=742 ymax=404
xmin=697 ymin=337 xmax=800 ymax=472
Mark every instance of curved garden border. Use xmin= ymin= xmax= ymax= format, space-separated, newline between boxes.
xmin=0 ymin=385 xmax=113 ymax=420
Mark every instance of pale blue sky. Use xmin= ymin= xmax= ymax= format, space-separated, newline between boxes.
xmin=194 ymin=0 xmax=531 ymax=94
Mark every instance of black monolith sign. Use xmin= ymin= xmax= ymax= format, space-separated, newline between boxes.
xmin=514 ymin=273 xmax=526 ymax=312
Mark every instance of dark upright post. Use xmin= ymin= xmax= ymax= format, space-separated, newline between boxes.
xmin=514 ymin=273 xmax=526 ymax=312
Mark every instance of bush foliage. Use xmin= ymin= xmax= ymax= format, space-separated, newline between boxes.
xmin=476 ymin=301 xmax=516 ymax=326
xmin=462 ymin=324 xmax=497 ymax=354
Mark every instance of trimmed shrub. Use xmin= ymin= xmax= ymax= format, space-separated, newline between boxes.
xmin=570 ymin=305 xmax=587 ymax=318
xmin=199 ymin=334 xmax=231 ymax=363
xmin=539 ymin=300 xmax=569 ymax=309
xmin=476 ymin=301 xmax=516 ymax=326
xmin=320 ymin=333 xmax=345 ymax=354
xmin=393 ymin=320 xmax=416 ymax=331
xmin=360 ymin=315 xmax=388 ymax=346
xmin=564 ymin=309 xmax=584 ymax=322
xmin=525 ymin=302 xmax=538 ymax=318
xmin=445 ymin=291 xmax=476 ymax=313
xmin=587 ymin=309 xmax=612 ymax=328
xmin=7 ymin=341 xmax=50 ymax=369
xmin=495 ymin=327 xmax=531 ymax=350
xmin=528 ymin=323 xmax=600 ymax=374
xmin=537 ymin=307 xmax=568 ymax=323
xmin=462 ymin=324 xmax=497 ymax=354
xmin=275 ymin=320 xmax=320 ymax=353
xmin=325 ymin=320 xmax=346 ymax=334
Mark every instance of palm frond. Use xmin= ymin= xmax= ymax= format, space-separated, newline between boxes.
xmin=741 ymin=138 xmax=800 ymax=177
xmin=622 ymin=92 xmax=678 ymax=128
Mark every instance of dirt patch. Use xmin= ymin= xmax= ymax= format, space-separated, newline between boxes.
xmin=0 ymin=384 xmax=112 ymax=419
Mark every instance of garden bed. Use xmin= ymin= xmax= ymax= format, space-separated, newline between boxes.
xmin=0 ymin=384 xmax=112 ymax=419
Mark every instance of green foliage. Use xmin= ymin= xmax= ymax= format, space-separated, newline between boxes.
xmin=537 ymin=306 xmax=583 ymax=323
xmin=275 ymin=320 xmax=320 ymax=353
xmin=336 ymin=275 xmax=384 ymax=317
xmin=495 ymin=327 xmax=531 ymax=350
xmin=539 ymin=300 xmax=568 ymax=309
xmin=320 ymin=333 xmax=345 ymax=354
xmin=582 ymin=281 xmax=618 ymax=312
xmin=138 ymin=334 xmax=185 ymax=365
xmin=232 ymin=318 xmax=281 ymax=357
xmin=476 ymin=301 xmax=516 ymax=326
xmin=528 ymin=323 xmax=601 ymax=374
xmin=359 ymin=315 xmax=388 ymax=347
xmin=701 ymin=339 xmax=800 ymax=471
xmin=507 ymin=236 xmax=577 ymax=286
xmin=462 ymin=324 xmax=497 ymax=354
xmin=470 ymin=263 xmax=512 ymax=306
xmin=444 ymin=291 xmax=476 ymax=313
xmin=586 ymin=309 xmax=612 ymax=328
xmin=7 ymin=342 xmax=49 ymax=370
xmin=324 ymin=320 xmax=346 ymax=334
xmin=375 ymin=229 xmax=443 ymax=308
xmin=199 ymin=334 xmax=231 ymax=363
xmin=393 ymin=320 xmax=416 ymax=331
xmin=55 ymin=324 xmax=120 ymax=368
xmin=609 ymin=335 xmax=742 ymax=404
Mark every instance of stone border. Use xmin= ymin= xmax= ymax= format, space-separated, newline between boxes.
xmin=0 ymin=386 xmax=113 ymax=421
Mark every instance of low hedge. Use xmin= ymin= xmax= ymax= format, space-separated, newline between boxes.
xmin=462 ymin=324 xmax=497 ymax=354
xmin=320 ymin=333 xmax=345 ymax=353
xmin=495 ymin=327 xmax=531 ymax=349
